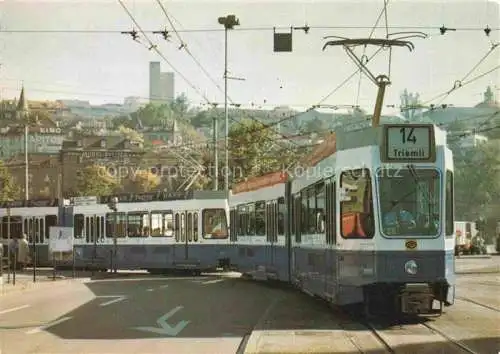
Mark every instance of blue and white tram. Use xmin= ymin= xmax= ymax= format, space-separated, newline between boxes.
xmin=0 ymin=200 xmax=59 ymax=267
xmin=228 ymin=172 xmax=289 ymax=280
xmin=229 ymin=123 xmax=455 ymax=315
xmin=70 ymin=190 xmax=230 ymax=273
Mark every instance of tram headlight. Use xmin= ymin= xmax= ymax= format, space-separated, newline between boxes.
xmin=404 ymin=260 xmax=418 ymax=275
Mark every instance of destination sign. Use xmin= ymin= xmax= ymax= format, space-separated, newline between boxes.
xmin=1 ymin=198 xmax=59 ymax=208
xmin=99 ymin=191 xmax=193 ymax=204
xmin=383 ymin=125 xmax=435 ymax=162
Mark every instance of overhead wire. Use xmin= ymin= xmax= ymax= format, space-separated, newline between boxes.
xmin=421 ymin=42 xmax=499 ymax=106
xmin=1 ymin=26 xmax=497 ymax=34
xmin=154 ymin=0 xmax=227 ymax=101
xmin=355 ymin=0 xmax=390 ymax=106
xmin=116 ymin=0 xmax=211 ymax=104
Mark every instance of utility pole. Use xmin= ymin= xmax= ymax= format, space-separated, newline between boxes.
xmin=24 ymin=123 xmax=29 ymax=200
xmin=218 ymin=14 xmax=240 ymax=192
xmin=108 ymin=197 xmax=118 ymax=273
xmin=212 ymin=103 xmax=218 ymax=191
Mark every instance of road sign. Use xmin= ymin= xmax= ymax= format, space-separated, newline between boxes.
xmin=49 ymin=226 xmax=74 ymax=252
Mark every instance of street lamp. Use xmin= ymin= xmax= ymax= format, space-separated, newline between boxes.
xmin=218 ymin=14 xmax=240 ymax=193
xmin=107 ymin=197 xmax=119 ymax=273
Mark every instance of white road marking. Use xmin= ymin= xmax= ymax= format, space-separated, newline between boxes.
xmin=25 ymin=316 xmax=72 ymax=334
xmin=201 ymin=279 xmax=226 ymax=285
xmin=146 ymin=288 xmax=154 ymax=292
xmin=99 ymin=297 xmax=126 ymax=307
xmin=95 ymin=295 xmax=127 ymax=307
xmin=159 ymin=284 xmax=169 ymax=289
xmin=0 ymin=305 xmax=30 ymax=315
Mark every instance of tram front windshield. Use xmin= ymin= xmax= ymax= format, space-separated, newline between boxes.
xmin=378 ymin=168 xmax=441 ymax=236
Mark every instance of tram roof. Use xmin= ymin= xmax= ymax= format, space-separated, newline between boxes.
xmin=0 ymin=190 xmax=228 ymax=209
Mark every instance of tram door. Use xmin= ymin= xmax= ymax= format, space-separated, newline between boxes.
xmin=85 ymin=215 xmax=104 ymax=262
xmin=173 ymin=211 xmax=199 ymax=265
xmin=265 ymin=201 xmax=278 ymax=272
xmin=24 ymin=216 xmax=45 ymax=244
xmin=24 ymin=215 xmax=51 ymax=266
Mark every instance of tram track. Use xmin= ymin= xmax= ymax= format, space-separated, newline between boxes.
xmin=456 ymin=296 xmax=500 ymax=312
xmin=364 ymin=319 xmax=481 ymax=354
xmin=420 ymin=321 xmax=481 ymax=354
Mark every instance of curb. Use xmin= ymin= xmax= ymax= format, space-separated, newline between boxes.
xmin=0 ymin=277 xmax=87 ymax=296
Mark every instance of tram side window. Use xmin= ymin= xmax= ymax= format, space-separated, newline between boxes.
xmin=180 ymin=213 xmax=186 ymax=241
xmin=1 ymin=216 xmax=21 ymax=240
xmin=277 ymin=197 xmax=285 ymax=235
xmin=164 ymin=212 xmax=174 ymax=237
xmin=445 ymin=170 xmax=454 ymax=238
xmin=294 ymin=196 xmax=301 ymax=243
xmin=24 ymin=218 xmax=32 ymax=242
xmin=34 ymin=219 xmax=40 ymax=243
xmin=174 ymin=213 xmax=180 ymax=241
xmin=237 ymin=205 xmax=248 ymax=236
xmin=96 ymin=216 xmax=102 ymax=240
xmin=105 ymin=213 xmax=126 ymax=238
xmin=255 ymin=202 xmax=266 ymax=236
xmin=151 ymin=211 xmax=173 ymax=237
xmin=45 ymin=215 xmax=57 ymax=240
xmin=74 ymin=214 xmax=84 ymax=239
xmin=340 ymin=169 xmax=374 ymax=239
xmin=247 ymin=203 xmax=255 ymax=236
xmin=316 ymin=183 xmax=326 ymax=233
xmin=187 ymin=213 xmax=193 ymax=241
xmin=300 ymin=190 xmax=308 ymax=233
xmin=85 ymin=216 xmax=91 ymax=243
xmin=4 ymin=216 xmax=22 ymax=240
xmin=128 ymin=212 xmax=149 ymax=237
xmin=202 ymin=209 xmax=228 ymax=239
xmin=307 ymin=187 xmax=316 ymax=233
xmin=193 ymin=213 xmax=199 ymax=241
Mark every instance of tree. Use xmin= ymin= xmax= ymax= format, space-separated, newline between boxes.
xmin=169 ymin=93 xmax=189 ymax=122
xmin=76 ymin=165 xmax=118 ymax=197
xmin=190 ymin=110 xmax=213 ymax=129
xmin=131 ymin=103 xmax=171 ymax=128
xmin=0 ymin=161 xmax=20 ymax=201
xmin=130 ymin=170 xmax=160 ymax=193
xmin=118 ymin=125 xmax=144 ymax=143
xmin=303 ymin=117 xmax=326 ymax=134
xmin=228 ymin=118 xmax=300 ymax=184
xmin=454 ymin=140 xmax=500 ymax=226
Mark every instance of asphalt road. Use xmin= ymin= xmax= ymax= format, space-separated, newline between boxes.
xmin=1 ymin=257 xmax=498 ymax=354
xmin=0 ymin=273 xmax=374 ymax=354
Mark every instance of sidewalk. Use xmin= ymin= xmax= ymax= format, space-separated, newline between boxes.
xmin=0 ymin=269 xmax=87 ymax=296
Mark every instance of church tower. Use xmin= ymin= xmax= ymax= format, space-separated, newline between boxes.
xmin=16 ymin=86 xmax=29 ymax=120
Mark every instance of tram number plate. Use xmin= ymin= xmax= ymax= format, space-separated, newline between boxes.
xmin=385 ymin=125 xmax=434 ymax=161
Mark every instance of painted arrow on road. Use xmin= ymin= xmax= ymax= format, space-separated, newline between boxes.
xmin=96 ymin=295 xmax=127 ymax=307
xmin=133 ymin=306 xmax=190 ymax=336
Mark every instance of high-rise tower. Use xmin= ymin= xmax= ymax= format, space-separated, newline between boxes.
xmin=149 ymin=62 xmax=175 ymax=105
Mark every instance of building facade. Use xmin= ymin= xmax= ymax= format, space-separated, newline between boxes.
xmin=149 ymin=62 xmax=175 ymax=105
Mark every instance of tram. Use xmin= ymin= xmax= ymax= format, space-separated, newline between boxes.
xmin=0 ymin=190 xmax=230 ymax=274
xmin=229 ymin=123 xmax=455 ymax=315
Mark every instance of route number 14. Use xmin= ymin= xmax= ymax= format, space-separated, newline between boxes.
xmin=400 ymin=127 xmax=417 ymax=144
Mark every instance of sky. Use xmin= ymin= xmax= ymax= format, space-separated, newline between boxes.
xmin=0 ymin=0 xmax=498 ymax=116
